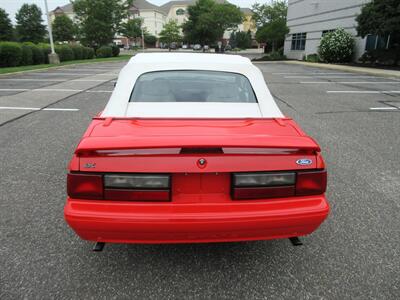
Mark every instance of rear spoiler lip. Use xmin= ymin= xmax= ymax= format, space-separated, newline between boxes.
xmin=75 ymin=135 xmax=321 ymax=155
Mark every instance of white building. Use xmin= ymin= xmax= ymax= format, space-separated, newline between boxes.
xmin=284 ymin=0 xmax=379 ymax=61
xmin=51 ymin=0 xmax=255 ymax=42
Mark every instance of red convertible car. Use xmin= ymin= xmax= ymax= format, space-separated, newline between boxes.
xmin=65 ymin=53 xmax=329 ymax=250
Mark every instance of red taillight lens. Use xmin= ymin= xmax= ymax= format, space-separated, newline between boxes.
xmin=67 ymin=173 xmax=103 ymax=199
xmin=232 ymin=170 xmax=327 ymax=200
xmin=296 ymin=170 xmax=327 ymax=195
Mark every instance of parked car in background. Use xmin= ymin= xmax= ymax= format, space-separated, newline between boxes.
xmin=225 ymin=44 xmax=232 ymax=51
xmin=193 ymin=44 xmax=202 ymax=51
xmin=203 ymin=45 xmax=210 ymax=52
xmin=65 ymin=53 xmax=329 ymax=248
xmin=182 ymin=44 xmax=188 ymax=49
xmin=169 ymin=42 xmax=177 ymax=50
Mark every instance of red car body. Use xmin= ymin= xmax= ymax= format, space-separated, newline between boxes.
xmin=65 ymin=117 xmax=329 ymax=244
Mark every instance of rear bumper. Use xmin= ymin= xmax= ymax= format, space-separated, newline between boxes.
xmin=64 ymin=196 xmax=329 ymax=244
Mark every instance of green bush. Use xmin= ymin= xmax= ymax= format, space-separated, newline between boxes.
xmin=306 ymin=53 xmax=320 ymax=63
xmin=96 ymin=46 xmax=112 ymax=58
xmin=55 ymin=44 xmax=74 ymax=62
xmin=318 ymin=28 xmax=354 ymax=63
xmin=38 ymin=43 xmax=51 ymax=63
xmin=20 ymin=44 xmax=33 ymax=66
xmin=0 ymin=42 xmax=22 ymax=67
xmin=110 ymin=44 xmax=120 ymax=57
xmin=86 ymin=47 xmax=95 ymax=59
xmin=253 ymin=51 xmax=287 ymax=61
xmin=24 ymin=42 xmax=44 ymax=64
xmin=70 ymin=44 xmax=84 ymax=60
xmin=359 ymin=49 xmax=400 ymax=66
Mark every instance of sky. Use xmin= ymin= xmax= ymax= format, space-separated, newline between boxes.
xmin=1 ymin=0 xmax=263 ymax=24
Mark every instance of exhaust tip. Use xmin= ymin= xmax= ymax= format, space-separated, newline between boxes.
xmin=289 ymin=237 xmax=303 ymax=246
xmin=93 ymin=242 xmax=105 ymax=252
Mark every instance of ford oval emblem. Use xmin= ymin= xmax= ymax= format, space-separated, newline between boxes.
xmin=296 ymin=159 xmax=312 ymax=166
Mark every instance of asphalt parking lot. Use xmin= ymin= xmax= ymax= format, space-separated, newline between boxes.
xmin=1 ymin=59 xmax=399 ymax=299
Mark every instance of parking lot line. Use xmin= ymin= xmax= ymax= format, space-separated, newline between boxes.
xmin=0 ymin=88 xmax=113 ymax=93
xmin=285 ymin=75 xmax=378 ymax=79
xmin=369 ymin=107 xmax=398 ymax=110
xmin=273 ymin=72 xmax=349 ymax=75
xmin=300 ymin=81 xmax=400 ymax=84
xmin=327 ymin=90 xmax=400 ymax=94
xmin=0 ymin=106 xmax=79 ymax=111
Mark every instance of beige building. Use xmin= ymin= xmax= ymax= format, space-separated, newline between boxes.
xmin=50 ymin=0 xmax=256 ymax=44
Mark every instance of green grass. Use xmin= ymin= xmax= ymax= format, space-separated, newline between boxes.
xmin=0 ymin=55 xmax=133 ymax=75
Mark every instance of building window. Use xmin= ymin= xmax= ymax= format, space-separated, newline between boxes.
xmin=176 ymin=8 xmax=185 ymax=15
xmin=322 ymin=29 xmax=335 ymax=36
xmin=291 ymin=33 xmax=307 ymax=51
xmin=365 ymin=34 xmax=391 ymax=51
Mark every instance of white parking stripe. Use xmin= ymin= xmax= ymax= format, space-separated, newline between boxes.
xmin=0 ymin=88 xmax=113 ymax=93
xmin=29 ymin=72 xmax=118 ymax=76
xmin=0 ymin=106 xmax=79 ymax=111
xmin=327 ymin=90 xmax=400 ymax=94
xmin=0 ymin=88 xmax=29 ymax=91
xmin=273 ymin=72 xmax=349 ymax=75
xmin=285 ymin=75 xmax=378 ymax=79
xmin=301 ymin=81 xmax=400 ymax=84
xmin=369 ymin=107 xmax=398 ymax=110
xmin=0 ymin=79 xmax=116 ymax=82
xmin=86 ymin=90 xmax=113 ymax=93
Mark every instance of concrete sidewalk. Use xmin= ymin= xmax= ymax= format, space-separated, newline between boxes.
xmin=282 ymin=60 xmax=400 ymax=79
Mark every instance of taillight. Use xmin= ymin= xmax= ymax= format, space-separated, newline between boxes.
xmin=104 ymin=174 xmax=170 ymax=202
xmin=67 ymin=173 xmax=103 ymax=199
xmin=296 ymin=170 xmax=327 ymax=195
xmin=67 ymin=173 xmax=171 ymax=201
xmin=232 ymin=170 xmax=326 ymax=200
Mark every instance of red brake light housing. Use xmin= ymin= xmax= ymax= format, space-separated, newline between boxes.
xmin=232 ymin=170 xmax=327 ymax=200
xmin=67 ymin=173 xmax=171 ymax=201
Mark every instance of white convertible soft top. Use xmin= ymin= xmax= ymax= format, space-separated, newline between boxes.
xmin=101 ymin=53 xmax=283 ymax=118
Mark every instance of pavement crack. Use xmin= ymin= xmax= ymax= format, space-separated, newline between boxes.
xmin=270 ymin=91 xmax=298 ymax=112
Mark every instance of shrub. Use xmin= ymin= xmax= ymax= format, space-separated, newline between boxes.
xmin=96 ymin=46 xmax=112 ymax=58
xmin=306 ymin=53 xmax=320 ymax=63
xmin=24 ymin=42 xmax=44 ymax=64
xmin=20 ymin=44 xmax=33 ymax=66
xmin=38 ymin=43 xmax=51 ymax=63
xmin=86 ymin=47 xmax=95 ymax=59
xmin=55 ymin=44 xmax=74 ymax=62
xmin=359 ymin=49 xmax=400 ymax=66
xmin=70 ymin=44 xmax=84 ymax=60
xmin=318 ymin=28 xmax=354 ymax=63
xmin=110 ymin=44 xmax=120 ymax=57
xmin=0 ymin=42 xmax=22 ymax=67
xmin=253 ymin=51 xmax=287 ymax=61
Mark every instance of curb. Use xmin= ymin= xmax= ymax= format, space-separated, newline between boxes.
xmin=282 ymin=60 xmax=400 ymax=79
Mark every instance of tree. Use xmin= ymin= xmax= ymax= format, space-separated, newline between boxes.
xmin=182 ymin=0 xmax=243 ymax=46
xmin=144 ymin=34 xmax=157 ymax=47
xmin=252 ymin=1 xmax=288 ymax=27
xmin=356 ymin=0 xmax=399 ymax=55
xmin=256 ymin=18 xmax=288 ymax=52
xmin=230 ymin=31 xmax=252 ymax=49
xmin=15 ymin=4 xmax=46 ymax=43
xmin=0 ymin=8 xmax=13 ymax=41
xmin=252 ymin=1 xmax=288 ymax=52
xmin=159 ymin=20 xmax=182 ymax=49
xmin=72 ymin=0 xmax=133 ymax=47
xmin=53 ymin=15 xmax=75 ymax=42
xmin=356 ymin=0 xmax=400 ymax=40
xmin=120 ymin=18 xmax=143 ymax=44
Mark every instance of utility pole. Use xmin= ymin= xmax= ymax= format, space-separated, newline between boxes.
xmin=44 ymin=0 xmax=60 ymax=64
xmin=141 ymin=26 xmax=145 ymax=52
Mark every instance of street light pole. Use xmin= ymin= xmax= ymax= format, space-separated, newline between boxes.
xmin=44 ymin=0 xmax=60 ymax=64
xmin=141 ymin=27 xmax=145 ymax=52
